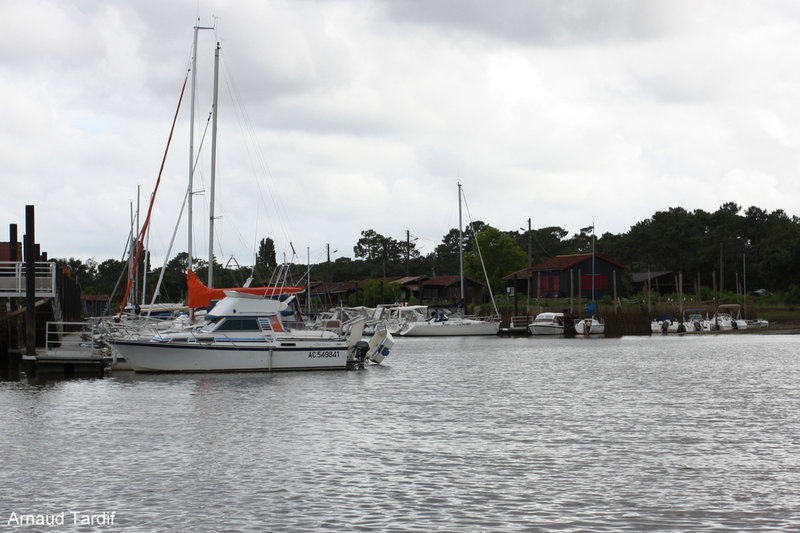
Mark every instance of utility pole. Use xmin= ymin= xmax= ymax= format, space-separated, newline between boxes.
xmin=327 ymin=243 xmax=331 ymax=280
xmin=406 ymin=230 xmax=411 ymax=277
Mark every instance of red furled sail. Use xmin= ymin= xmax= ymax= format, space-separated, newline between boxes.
xmin=186 ymin=269 xmax=304 ymax=309
xmin=118 ymin=73 xmax=188 ymax=321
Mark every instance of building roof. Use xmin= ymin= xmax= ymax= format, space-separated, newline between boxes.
xmin=630 ymin=271 xmax=676 ymax=283
xmin=422 ymin=275 xmax=483 ymax=287
xmin=504 ymin=253 xmax=627 ymax=279
xmin=0 ymin=242 xmax=23 ymax=262
xmin=308 ymin=275 xmax=477 ymax=295
xmin=392 ymin=275 xmax=428 ymax=285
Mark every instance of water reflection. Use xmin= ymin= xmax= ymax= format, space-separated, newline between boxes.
xmin=1 ymin=335 xmax=799 ymax=531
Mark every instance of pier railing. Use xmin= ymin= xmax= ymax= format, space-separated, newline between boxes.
xmin=45 ymin=321 xmax=105 ymax=358
xmin=508 ymin=315 xmax=531 ymax=331
xmin=0 ymin=261 xmax=56 ymax=298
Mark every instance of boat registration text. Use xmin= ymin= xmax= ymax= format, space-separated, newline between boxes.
xmin=308 ymin=351 xmax=340 ymax=358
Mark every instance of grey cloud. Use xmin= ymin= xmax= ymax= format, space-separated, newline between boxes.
xmin=380 ymin=0 xmax=681 ymax=46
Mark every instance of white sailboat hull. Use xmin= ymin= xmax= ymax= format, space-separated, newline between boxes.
xmin=575 ymin=318 xmax=605 ymax=335
xmin=399 ymin=319 xmax=499 ymax=336
xmin=113 ymin=339 xmax=350 ymax=372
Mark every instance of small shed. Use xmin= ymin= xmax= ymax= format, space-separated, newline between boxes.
xmin=392 ymin=275 xmax=428 ymax=302
xmin=631 ymin=271 xmax=693 ymax=296
xmin=419 ymin=275 xmax=484 ymax=306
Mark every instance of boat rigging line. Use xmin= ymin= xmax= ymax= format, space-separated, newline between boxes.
xmin=117 ymin=72 xmax=189 ymax=321
xmin=458 ymin=182 xmax=500 ymax=317
xmin=144 ymin=112 xmax=214 ymax=315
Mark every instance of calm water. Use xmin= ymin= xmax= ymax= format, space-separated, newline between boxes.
xmin=1 ymin=334 xmax=799 ymax=532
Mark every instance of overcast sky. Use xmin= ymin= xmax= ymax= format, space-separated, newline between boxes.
xmin=3 ymin=0 xmax=800 ymax=269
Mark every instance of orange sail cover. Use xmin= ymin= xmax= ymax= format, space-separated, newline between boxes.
xmin=187 ymin=269 xmax=305 ymax=309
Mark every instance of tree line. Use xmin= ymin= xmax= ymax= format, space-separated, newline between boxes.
xmin=54 ymin=202 xmax=800 ymax=308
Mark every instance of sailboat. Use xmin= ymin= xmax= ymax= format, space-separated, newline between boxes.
xmin=574 ymin=224 xmax=605 ymax=336
xmin=111 ymin=29 xmax=395 ymax=371
xmin=396 ymin=183 xmax=500 ymax=336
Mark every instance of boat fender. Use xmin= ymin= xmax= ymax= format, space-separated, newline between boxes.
xmin=661 ymin=320 xmax=669 ymax=334
xmin=732 ymin=320 xmax=738 ymax=330
xmin=694 ymin=321 xmax=702 ymax=331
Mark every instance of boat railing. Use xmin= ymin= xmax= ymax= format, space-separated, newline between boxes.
xmin=95 ymin=314 xmax=191 ymax=341
xmin=464 ymin=314 xmax=501 ymax=323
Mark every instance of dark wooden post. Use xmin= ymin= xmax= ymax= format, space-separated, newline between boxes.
xmin=9 ymin=224 xmax=18 ymax=317
xmin=513 ymin=273 xmax=518 ymax=316
xmin=1 ymin=224 xmax=21 ymax=380
xmin=24 ymin=205 xmax=36 ymax=357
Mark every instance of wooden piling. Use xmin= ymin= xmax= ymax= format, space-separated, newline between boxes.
xmin=25 ymin=205 xmax=36 ymax=357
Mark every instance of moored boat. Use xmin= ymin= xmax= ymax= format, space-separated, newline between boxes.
xmin=651 ymin=314 xmax=681 ymax=334
xmin=113 ymin=291 xmax=392 ymax=372
xmin=709 ymin=304 xmax=747 ymax=331
xmin=574 ymin=317 xmax=605 ymax=336
xmin=528 ymin=312 xmax=565 ymax=335
xmin=681 ymin=309 xmax=710 ymax=332
xmin=396 ymin=309 xmax=500 ymax=336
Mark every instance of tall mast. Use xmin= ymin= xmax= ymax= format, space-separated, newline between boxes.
xmin=208 ymin=41 xmax=220 ymax=288
xmin=189 ymin=22 xmax=213 ymax=274
xmin=134 ymin=185 xmax=140 ymax=305
xmin=458 ymin=182 xmax=466 ymax=315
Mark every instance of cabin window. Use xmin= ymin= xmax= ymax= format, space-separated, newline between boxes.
xmin=199 ymin=316 xmax=224 ymax=332
xmin=214 ymin=317 xmax=261 ymax=332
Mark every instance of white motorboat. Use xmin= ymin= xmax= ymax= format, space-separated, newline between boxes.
xmin=746 ymin=318 xmax=769 ymax=329
xmin=681 ymin=310 xmax=711 ymax=332
xmin=112 ymin=291 xmax=392 ymax=372
xmin=574 ymin=317 xmax=605 ymax=336
xmin=651 ymin=314 xmax=681 ymax=334
xmin=528 ymin=312 xmax=565 ymax=335
xmin=709 ymin=304 xmax=748 ymax=331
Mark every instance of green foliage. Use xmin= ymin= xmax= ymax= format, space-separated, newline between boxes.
xmin=464 ymin=226 xmax=526 ymax=298
xmin=785 ymin=284 xmax=800 ymax=306
xmin=352 ymin=229 xmax=420 ymax=277
xmin=52 ymin=201 xmax=800 ymax=302
xmin=256 ymin=237 xmax=277 ymax=278
xmin=359 ymin=280 xmax=402 ymax=307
